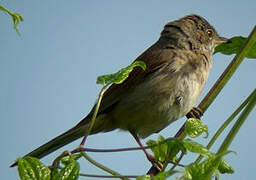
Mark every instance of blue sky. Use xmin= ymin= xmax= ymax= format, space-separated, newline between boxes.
xmin=1 ymin=1 xmax=255 ymax=179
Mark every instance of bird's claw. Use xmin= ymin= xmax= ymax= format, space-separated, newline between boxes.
xmin=186 ymin=107 xmax=203 ymax=119
xmin=146 ymin=154 xmax=164 ymax=172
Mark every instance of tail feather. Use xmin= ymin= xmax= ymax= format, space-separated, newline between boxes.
xmin=10 ymin=117 xmax=90 ymax=167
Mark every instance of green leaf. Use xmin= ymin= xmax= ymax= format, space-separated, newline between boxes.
xmin=152 ymin=172 xmax=169 ymax=180
xmin=11 ymin=12 xmax=24 ymax=35
xmin=136 ymin=171 xmax=177 ymax=180
xmin=184 ymin=151 xmax=231 ymax=180
xmin=147 ymin=137 xmax=186 ymax=163
xmin=214 ymin=36 xmax=256 ymax=59
xmin=136 ymin=175 xmax=152 ymax=180
xmin=0 ymin=5 xmax=23 ymax=35
xmin=165 ymin=138 xmax=186 ymax=161
xmin=51 ymin=167 xmax=61 ymax=180
xmin=146 ymin=140 xmax=159 ymax=159
xmin=96 ymin=60 xmax=146 ymax=86
xmin=17 ymin=156 xmax=50 ymax=180
xmin=147 ymin=136 xmax=172 ymax=162
xmin=184 ymin=157 xmax=218 ymax=180
xmin=154 ymin=136 xmax=168 ymax=162
xmin=185 ymin=118 xmax=208 ymax=138
xmin=61 ymin=153 xmax=82 ymax=166
xmin=59 ymin=159 xmax=80 ymax=180
xmin=218 ymin=159 xmax=234 ymax=174
xmin=152 ymin=170 xmax=178 ymax=180
xmin=183 ymin=139 xmax=210 ymax=157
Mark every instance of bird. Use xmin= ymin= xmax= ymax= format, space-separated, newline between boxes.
xmin=11 ymin=14 xmax=229 ymax=167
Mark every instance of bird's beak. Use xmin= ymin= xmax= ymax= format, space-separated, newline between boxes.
xmin=215 ymin=36 xmax=231 ymax=45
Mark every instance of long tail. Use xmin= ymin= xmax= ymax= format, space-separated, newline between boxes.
xmin=10 ymin=116 xmax=90 ymax=167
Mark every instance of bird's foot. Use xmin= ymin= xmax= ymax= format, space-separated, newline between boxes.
xmin=186 ymin=107 xmax=203 ymax=119
xmin=146 ymin=153 xmax=163 ymax=172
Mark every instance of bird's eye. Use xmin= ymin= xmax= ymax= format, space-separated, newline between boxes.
xmin=206 ymin=29 xmax=213 ymax=37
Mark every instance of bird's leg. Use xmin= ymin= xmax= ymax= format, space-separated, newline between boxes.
xmin=80 ymin=135 xmax=88 ymax=146
xmin=186 ymin=107 xmax=203 ymax=119
xmin=130 ymin=131 xmax=163 ymax=172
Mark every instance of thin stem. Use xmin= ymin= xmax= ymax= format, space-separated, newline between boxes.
xmin=78 ymin=137 xmax=175 ymax=154
xmin=51 ymin=151 xmax=70 ymax=168
xmin=195 ymin=89 xmax=255 ymax=163
xmin=81 ymin=151 xmax=129 ymax=180
xmin=79 ymin=146 xmax=149 ymax=153
xmin=170 ymin=153 xmax=185 ymax=171
xmin=0 ymin=5 xmax=13 ymax=15
xmin=217 ymin=89 xmax=256 ymax=154
xmin=79 ymin=173 xmax=139 ymax=178
xmin=80 ymin=85 xmax=108 ymax=146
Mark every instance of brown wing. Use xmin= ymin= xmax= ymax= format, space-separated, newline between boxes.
xmin=97 ymin=40 xmax=176 ymax=115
